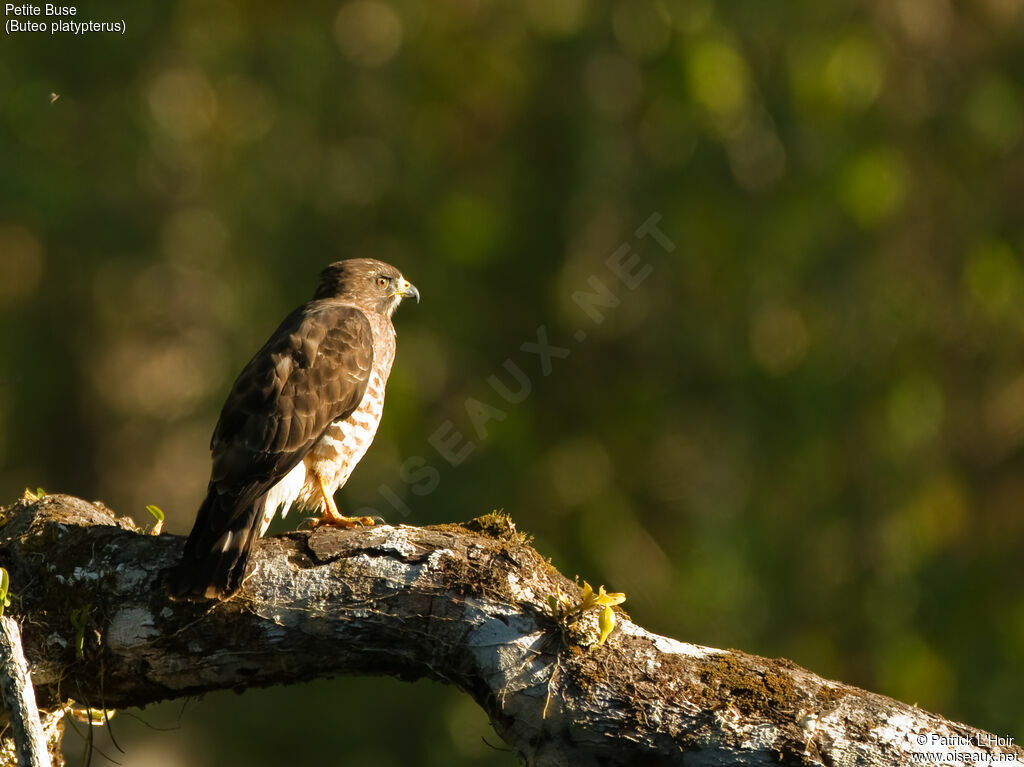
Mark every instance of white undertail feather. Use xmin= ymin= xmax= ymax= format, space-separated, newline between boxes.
xmin=259 ymin=461 xmax=308 ymax=535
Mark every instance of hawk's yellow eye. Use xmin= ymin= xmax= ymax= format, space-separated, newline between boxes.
xmin=376 ymin=276 xmax=389 ymax=288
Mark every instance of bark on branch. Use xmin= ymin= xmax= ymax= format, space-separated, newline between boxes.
xmin=0 ymin=494 xmax=1018 ymax=767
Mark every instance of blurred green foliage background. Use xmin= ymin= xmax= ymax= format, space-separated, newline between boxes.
xmin=2 ymin=0 xmax=1024 ymax=763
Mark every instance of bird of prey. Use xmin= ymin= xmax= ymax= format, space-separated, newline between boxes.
xmin=171 ymin=258 xmax=419 ymax=599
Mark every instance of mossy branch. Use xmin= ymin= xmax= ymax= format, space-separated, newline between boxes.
xmin=0 ymin=494 xmax=1018 ymax=767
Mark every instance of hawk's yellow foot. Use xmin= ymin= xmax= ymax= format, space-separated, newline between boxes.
xmin=308 ymin=474 xmax=376 ymax=529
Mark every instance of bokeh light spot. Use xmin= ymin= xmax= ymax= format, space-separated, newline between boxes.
xmin=886 ymin=373 xmax=944 ymax=454
xmin=823 ymin=35 xmax=884 ymax=111
xmin=840 ymin=147 xmax=908 ymax=227
xmin=218 ymin=76 xmax=277 ymax=144
xmin=685 ymin=38 xmax=752 ymax=121
xmin=727 ymin=114 xmax=787 ymax=191
xmin=160 ymin=207 xmax=230 ymax=267
xmin=524 ymin=0 xmax=588 ymax=36
xmin=984 ymin=372 xmax=1024 ymax=455
xmin=612 ymin=0 xmax=672 ymax=59
xmin=334 ymin=1 xmax=403 ymax=68
xmin=966 ymin=74 xmax=1024 ymax=152
xmin=750 ymin=303 xmax=809 ymax=376
xmin=882 ymin=476 xmax=967 ymax=574
xmin=583 ymin=51 xmax=645 ymax=118
xmin=893 ymin=0 xmax=952 ymax=48
xmin=147 ymin=69 xmax=218 ymax=141
xmin=0 ymin=224 xmax=44 ymax=306
xmin=964 ymin=239 xmax=1022 ymax=319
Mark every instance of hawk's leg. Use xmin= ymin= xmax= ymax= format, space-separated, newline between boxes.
xmin=310 ymin=473 xmax=376 ymax=529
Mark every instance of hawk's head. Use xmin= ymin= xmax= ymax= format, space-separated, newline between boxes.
xmin=315 ymin=258 xmax=420 ymax=317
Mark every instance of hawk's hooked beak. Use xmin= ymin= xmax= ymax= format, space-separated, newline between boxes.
xmin=396 ymin=279 xmax=420 ymax=304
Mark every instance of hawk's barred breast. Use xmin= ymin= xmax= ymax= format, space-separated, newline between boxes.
xmin=310 ymin=366 xmax=389 ymax=492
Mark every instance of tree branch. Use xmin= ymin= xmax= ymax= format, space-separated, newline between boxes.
xmin=0 ymin=615 xmax=51 ymax=767
xmin=0 ymin=494 xmax=1019 ymax=767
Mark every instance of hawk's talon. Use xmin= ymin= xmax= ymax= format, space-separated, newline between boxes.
xmin=307 ymin=514 xmax=376 ymax=530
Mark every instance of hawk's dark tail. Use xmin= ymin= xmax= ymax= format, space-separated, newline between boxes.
xmin=170 ymin=486 xmax=263 ymax=600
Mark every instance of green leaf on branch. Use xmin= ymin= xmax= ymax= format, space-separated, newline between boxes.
xmin=145 ymin=504 xmax=165 ymax=535
xmin=0 ymin=568 xmax=9 ymax=617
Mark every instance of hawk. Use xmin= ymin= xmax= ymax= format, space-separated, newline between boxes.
xmin=171 ymin=258 xmax=419 ymax=599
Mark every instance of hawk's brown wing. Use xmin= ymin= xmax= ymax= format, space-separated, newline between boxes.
xmin=209 ymin=300 xmax=374 ymax=501
xmin=172 ymin=301 xmax=374 ymax=598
